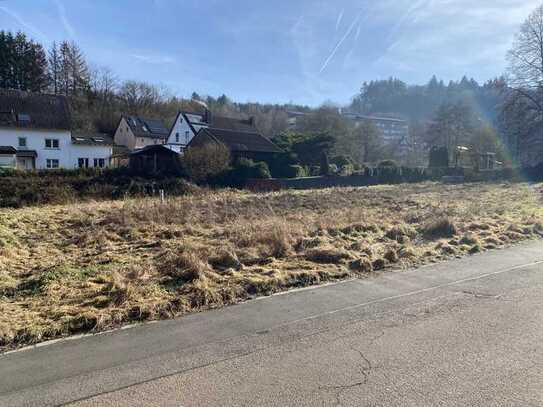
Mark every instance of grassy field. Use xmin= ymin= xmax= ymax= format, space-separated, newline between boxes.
xmin=1 ymin=182 xmax=543 ymax=351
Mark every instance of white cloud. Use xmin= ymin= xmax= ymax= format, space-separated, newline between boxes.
xmin=371 ymin=0 xmax=542 ymax=81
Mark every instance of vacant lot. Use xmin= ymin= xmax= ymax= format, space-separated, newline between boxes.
xmin=1 ymin=182 xmax=543 ymax=351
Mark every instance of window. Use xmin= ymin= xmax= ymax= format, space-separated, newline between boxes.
xmin=46 ymin=159 xmax=59 ymax=169
xmin=18 ymin=137 xmax=27 ymax=148
xmin=78 ymin=158 xmax=89 ymax=168
xmin=17 ymin=113 xmax=31 ymax=123
xmin=175 ymin=132 xmax=180 ymax=143
xmin=94 ymin=158 xmax=105 ymax=168
xmin=45 ymin=139 xmax=59 ymax=149
xmin=185 ymin=131 xmax=190 ymax=143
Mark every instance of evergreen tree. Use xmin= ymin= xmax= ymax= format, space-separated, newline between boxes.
xmin=0 ymin=30 xmax=48 ymax=92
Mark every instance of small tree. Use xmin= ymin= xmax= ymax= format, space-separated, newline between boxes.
xmin=182 ymin=143 xmax=231 ymax=183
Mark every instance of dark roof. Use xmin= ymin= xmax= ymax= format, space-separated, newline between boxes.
xmin=179 ymin=110 xmax=257 ymax=133
xmin=16 ymin=150 xmax=37 ymax=158
xmin=122 ymin=115 xmax=169 ymax=139
xmin=211 ymin=116 xmax=255 ymax=132
xmin=0 ymin=146 xmax=16 ymax=154
xmin=0 ymin=89 xmax=71 ymax=130
xmin=129 ymin=144 xmax=180 ymax=156
xmin=197 ymin=128 xmax=282 ymax=154
xmin=72 ymin=132 xmax=114 ymax=146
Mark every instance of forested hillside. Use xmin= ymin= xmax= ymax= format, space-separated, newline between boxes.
xmin=349 ymin=76 xmax=505 ymax=123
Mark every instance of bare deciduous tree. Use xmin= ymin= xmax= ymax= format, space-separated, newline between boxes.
xmin=507 ymin=5 xmax=543 ymax=113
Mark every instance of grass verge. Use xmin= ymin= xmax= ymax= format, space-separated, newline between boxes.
xmin=1 ymin=182 xmax=543 ymax=351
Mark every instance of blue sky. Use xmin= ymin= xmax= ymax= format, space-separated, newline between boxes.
xmin=0 ymin=0 xmax=540 ymax=105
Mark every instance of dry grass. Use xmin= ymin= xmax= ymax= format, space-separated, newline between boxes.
xmin=2 ymin=182 xmax=543 ymax=351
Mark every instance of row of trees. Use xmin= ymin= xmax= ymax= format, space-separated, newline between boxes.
xmin=0 ymin=30 xmax=304 ymax=136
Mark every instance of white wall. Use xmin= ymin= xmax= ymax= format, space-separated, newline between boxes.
xmin=0 ymin=127 xmax=113 ymax=169
xmin=69 ymin=144 xmax=113 ymax=168
xmin=166 ymin=113 xmax=208 ymax=152
xmin=0 ymin=127 xmax=72 ymax=169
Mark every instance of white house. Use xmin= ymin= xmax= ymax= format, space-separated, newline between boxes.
xmin=165 ymin=110 xmax=258 ymax=153
xmin=0 ymin=90 xmax=113 ymax=170
xmin=114 ymin=115 xmax=169 ymax=151
xmin=70 ymin=133 xmax=114 ymax=169
xmin=165 ymin=111 xmax=208 ymax=153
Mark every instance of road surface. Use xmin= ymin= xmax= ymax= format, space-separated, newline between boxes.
xmin=2 ymin=241 xmax=543 ymax=406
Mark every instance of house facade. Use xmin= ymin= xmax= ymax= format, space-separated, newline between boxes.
xmin=166 ymin=111 xmax=209 ymax=153
xmin=0 ymin=90 xmax=113 ymax=170
xmin=114 ymin=115 xmax=169 ymax=151
xmin=165 ymin=110 xmax=259 ymax=154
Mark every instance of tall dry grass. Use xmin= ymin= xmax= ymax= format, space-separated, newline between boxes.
xmin=1 ymin=182 xmax=543 ymax=350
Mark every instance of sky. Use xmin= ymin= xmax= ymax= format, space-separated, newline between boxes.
xmin=0 ymin=0 xmax=540 ymax=106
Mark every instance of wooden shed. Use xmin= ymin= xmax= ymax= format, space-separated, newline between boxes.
xmin=129 ymin=145 xmax=182 ymax=175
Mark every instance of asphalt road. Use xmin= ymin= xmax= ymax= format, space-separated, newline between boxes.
xmin=2 ymin=241 xmax=543 ymax=406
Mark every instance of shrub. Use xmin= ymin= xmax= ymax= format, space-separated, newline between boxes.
xmin=213 ymin=159 xmax=272 ymax=187
xmin=331 ymin=155 xmax=354 ymax=168
xmin=182 ymin=143 xmax=231 ymax=183
xmin=378 ymin=159 xmax=398 ymax=168
xmin=285 ymin=165 xmax=307 ymax=178
xmin=340 ymin=164 xmax=355 ymax=176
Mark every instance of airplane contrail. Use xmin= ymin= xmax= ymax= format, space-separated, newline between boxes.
xmin=320 ymin=12 xmax=362 ymax=74
xmin=335 ymin=9 xmax=344 ymax=31
xmin=0 ymin=6 xmax=49 ymax=42
xmin=355 ymin=23 xmax=362 ymax=42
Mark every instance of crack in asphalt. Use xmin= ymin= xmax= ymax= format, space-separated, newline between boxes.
xmin=318 ymin=331 xmax=385 ymax=406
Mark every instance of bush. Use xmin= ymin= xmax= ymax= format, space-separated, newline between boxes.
xmin=212 ymin=159 xmax=271 ymax=188
xmin=331 ymin=155 xmax=354 ymax=168
xmin=339 ymin=164 xmax=355 ymax=176
xmin=0 ymin=171 xmax=199 ymax=208
xmin=284 ymin=165 xmax=307 ymax=178
xmin=182 ymin=143 xmax=231 ymax=183
xmin=378 ymin=159 xmax=398 ymax=168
